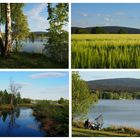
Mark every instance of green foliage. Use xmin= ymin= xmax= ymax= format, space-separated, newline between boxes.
xmin=21 ymin=98 xmax=31 ymax=104
xmin=72 ymin=72 xmax=98 ymax=118
xmin=45 ymin=3 xmax=68 ymax=65
xmin=0 ymin=89 xmax=31 ymax=106
xmin=0 ymin=3 xmax=29 ymax=56
xmin=33 ymin=100 xmax=69 ymax=136
xmin=94 ymin=91 xmax=140 ymax=100
xmin=92 ymin=27 xmax=107 ymax=34
xmin=72 ymin=34 xmax=140 ymax=68
xmin=58 ymin=97 xmax=68 ymax=104
xmin=117 ymin=29 xmax=127 ymax=34
xmin=76 ymin=29 xmax=90 ymax=34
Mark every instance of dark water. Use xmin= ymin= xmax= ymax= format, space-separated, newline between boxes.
xmin=0 ymin=108 xmax=46 ymax=137
xmin=87 ymin=100 xmax=140 ymax=129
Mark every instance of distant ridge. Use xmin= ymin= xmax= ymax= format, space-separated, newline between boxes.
xmin=72 ymin=26 xmax=140 ymax=34
xmin=87 ymin=78 xmax=140 ymax=92
xmin=30 ymin=31 xmax=48 ymax=35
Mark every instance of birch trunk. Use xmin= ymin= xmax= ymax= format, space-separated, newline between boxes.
xmin=5 ymin=3 xmax=12 ymax=57
xmin=0 ymin=4 xmax=4 ymax=56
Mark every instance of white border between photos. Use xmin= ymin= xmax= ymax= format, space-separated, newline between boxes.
xmin=0 ymin=0 xmax=140 ymax=140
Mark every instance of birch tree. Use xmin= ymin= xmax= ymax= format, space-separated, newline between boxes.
xmin=5 ymin=3 xmax=12 ymax=57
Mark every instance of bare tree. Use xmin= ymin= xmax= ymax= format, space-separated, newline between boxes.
xmin=9 ymin=79 xmax=22 ymax=107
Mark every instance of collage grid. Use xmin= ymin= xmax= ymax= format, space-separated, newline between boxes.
xmin=0 ymin=0 xmax=140 ymax=139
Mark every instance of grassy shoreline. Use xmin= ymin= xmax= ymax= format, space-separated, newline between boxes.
xmin=72 ymin=121 xmax=140 ymax=137
xmin=72 ymin=127 xmax=140 ymax=137
xmin=0 ymin=103 xmax=33 ymax=110
xmin=0 ymin=52 xmax=67 ymax=68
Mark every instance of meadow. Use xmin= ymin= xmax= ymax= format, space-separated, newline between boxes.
xmin=72 ymin=34 xmax=140 ymax=68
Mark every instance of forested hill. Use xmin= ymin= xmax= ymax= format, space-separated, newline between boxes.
xmin=30 ymin=31 xmax=48 ymax=36
xmin=72 ymin=26 xmax=140 ymax=34
xmin=87 ymin=78 xmax=140 ymax=92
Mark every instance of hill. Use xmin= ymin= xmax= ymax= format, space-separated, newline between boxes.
xmin=87 ymin=78 xmax=140 ymax=92
xmin=30 ymin=31 xmax=48 ymax=36
xmin=72 ymin=26 xmax=140 ymax=34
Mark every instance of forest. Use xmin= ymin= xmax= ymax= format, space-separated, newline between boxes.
xmin=91 ymin=91 xmax=140 ymax=100
xmin=0 ymin=3 xmax=68 ymax=68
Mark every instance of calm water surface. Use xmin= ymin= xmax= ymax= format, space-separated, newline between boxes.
xmin=20 ymin=39 xmax=47 ymax=53
xmin=87 ymin=100 xmax=140 ymax=128
xmin=0 ymin=108 xmax=46 ymax=137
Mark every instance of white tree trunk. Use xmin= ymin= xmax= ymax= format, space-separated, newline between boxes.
xmin=5 ymin=3 xmax=12 ymax=56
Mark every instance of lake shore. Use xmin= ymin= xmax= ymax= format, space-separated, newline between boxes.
xmin=0 ymin=52 xmax=68 ymax=68
xmin=72 ymin=123 xmax=140 ymax=137
xmin=72 ymin=126 xmax=140 ymax=137
xmin=0 ymin=103 xmax=34 ymax=110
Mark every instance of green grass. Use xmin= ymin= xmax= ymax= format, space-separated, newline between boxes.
xmin=17 ymin=103 xmax=34 ymax=108
xmin=0 ymin=104 xmax=13 ymax=110
xmin=72 ymin=34 xmax=140 ymax=68
xmin=72 ymin=127 xmax=138 ymax=137
xmin=33 ymin=100 xmax=69 ymax=137
xmin=0 ymin=103 xmax=34 ymax=110
xmin=0 ymin=52 xmax=67 ymax=68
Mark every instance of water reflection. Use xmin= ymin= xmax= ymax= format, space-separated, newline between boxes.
xmin=0 ymin=108 xmax=45 ymax=137
xmin=0 ymin=108 xmax=20 ymax=130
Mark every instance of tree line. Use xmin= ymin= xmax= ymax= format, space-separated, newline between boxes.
xmin=73 ymin=27 xmax=127 ymax=34
xmin=91 ymin=90 xmax=140 ymax=100
xmin=0 ymin=89 xmax=31 ymax=106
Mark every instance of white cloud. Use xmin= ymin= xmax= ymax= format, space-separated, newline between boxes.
xmin=25 ymin=3 xmax=49 ymax=31
xmin=116 ymin=11 xmax=125 ymax=16
xmin=15 ymin=82 xmax=31 ymax=87
xmin=29 ymin=72 xmax=66 ymax=79
xmin=80 ymin=13 xmax=88 ymax=17
xmin=104 ymin=17 xmax=110 ymax=21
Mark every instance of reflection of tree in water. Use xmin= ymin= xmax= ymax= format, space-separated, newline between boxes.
xmin=1 ymin=108 xmax=21 ymax=136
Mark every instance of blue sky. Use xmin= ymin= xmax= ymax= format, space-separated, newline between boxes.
xmin=23 ymin=3 xmax=48 ymax=31
xmin=23 ymin=3 xmax=68 ymax=31
xmin=0 ymin=71 xmax=69 ymax=100
xmin=2 ymin=3 xmax=68 ymax=32
xmin=72 ymin=3 xmax=140 ymax=28
xmin=79 ymin=71 xmax=140 ymax=81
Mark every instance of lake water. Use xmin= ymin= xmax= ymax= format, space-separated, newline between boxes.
xmin=18 ymin=39 xmax=47 ymax=53
xmin=87 ymin=100 xmax=140 ymax=129
xmin=0 ymin=108 xmax=46 ymax=137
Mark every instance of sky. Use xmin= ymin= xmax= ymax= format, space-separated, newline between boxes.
xmin=23 ymin=3 xmax=48 ymax=31
xmin=72 ymin=3 xmax=140 ymax=29
xmin=23 ymin=3 xmax=68 ymax=31
xmin=0 ymin=71 xmax=69 ymax=100
xmin=79 ymin=71 xmax=140 ymax=81
xmin=1 ymin=3 xmax=68 ymax=32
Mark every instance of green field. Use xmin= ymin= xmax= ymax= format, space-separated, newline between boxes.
xmin=72 ymin=34 xmax=140 ymax=68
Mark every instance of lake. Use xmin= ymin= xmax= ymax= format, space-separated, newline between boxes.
xmin=87 ymin=100 xmax=140 ymax=129
xmin=17 ymin=38 xmax=47 ymax=53
xmin=0 ymin=108 xmax=46 ymax=137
